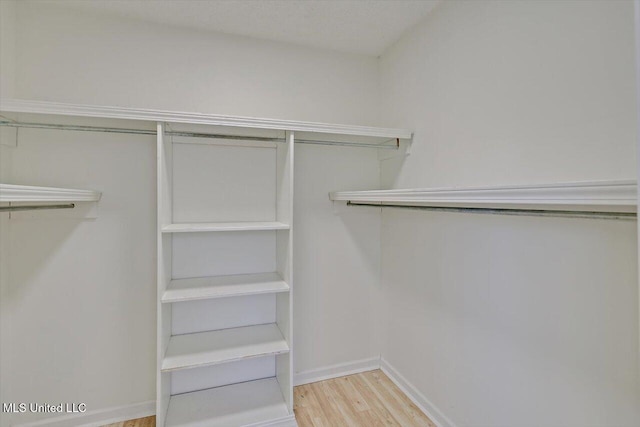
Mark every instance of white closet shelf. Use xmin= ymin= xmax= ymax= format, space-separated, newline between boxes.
xmin=0 ymin=98 xmax=412 ymax=140
xmin=161 ymin=323 xmax=289 ymax=372
xmin=330 ymin=180 xmax=637 ymax=213
xmin=164 ymin=377 xmax=292 ymax=427
xmin=161 ymin=221 xmax=290 ymax=233
xmin=162 ymin=272 xmax=289 ymax=303
xmin=0 ymin=183 xmax=101 ymax=203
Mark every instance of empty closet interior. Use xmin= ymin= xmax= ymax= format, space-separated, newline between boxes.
xmin=1 ymin=1 xmax=639 ymax=427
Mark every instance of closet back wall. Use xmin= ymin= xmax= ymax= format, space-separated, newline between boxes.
xmin=0 ymin=1 xmax=382 ymax=425
xmin=1 ymin=128 xmax=156 ymax=427
xmin=0 ymin=1 xmax=16 ymax=422
xmin=13 ymin=2 xmax=379 ymax=125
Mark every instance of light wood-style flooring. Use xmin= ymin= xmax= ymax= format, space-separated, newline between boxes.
xmin=294 ymin=370 xmax=435 ymax=427
xmin=104 ymin=369 xmax=434 ymax=427
xmin=103 ymin=417 xmax=155 ymax=427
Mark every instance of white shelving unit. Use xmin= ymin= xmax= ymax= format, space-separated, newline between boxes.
xmin=0 ymin=99 xmax=413 ymax=427
xmin=156 ymin=123 xmax=296 ymax=427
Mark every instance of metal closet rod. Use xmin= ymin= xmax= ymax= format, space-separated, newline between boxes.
xmin=0 ymin=121 xmax=399 ymax=150
xmin=0 ymin=203 xmax=75 ymax=212
xmin=346 ymin=202 xmax=637 ymax=221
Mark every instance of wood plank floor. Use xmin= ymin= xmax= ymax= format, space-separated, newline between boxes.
xmin=104 ymin=369 xmax=434 ymax=427
xmin=295 ymin=370 xmax=435 ymax=427
xmin=103 ymin=416 xmax=155 ymax=427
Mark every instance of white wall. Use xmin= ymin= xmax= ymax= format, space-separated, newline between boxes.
xmin=14 ymin=1 xmax=379 ymax=126
xmin=381 ymin=210 xmax=639 ymax=427
xmin=2 ymin=128 xmax=157 ymax=426
xmin=1 ymin=2 xmax=382 ymax=425
xmin=1 ymin=2 xmax=17 ymax=426
xmin=379 ymin=1 xmax=640 ymax=426
xmin=0 ymin=0 xmax=16 ymax=99
xmin=380 ymin=0 xmax=636 ymax=188
xmin=294 ymin=145 xmax=381 ymax=374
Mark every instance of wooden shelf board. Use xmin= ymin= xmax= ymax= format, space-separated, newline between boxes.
xmin=161 ymin=221 xmax=290 ymax=233
xmin=165 ymin=377 xmax=291 ymax=427
xmin=162 ymin=272 xmax=289 ymax=303
xmin=161 ymin=323 xmax=289 ymax=372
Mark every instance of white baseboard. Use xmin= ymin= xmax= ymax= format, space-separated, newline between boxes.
xmin=14 ymin=401 xmax=293 ymax=427
xmin=248 ymin=414 xmax=298 ymax=427
xmin=14 ymin=400 xmax=155 ymax=427
xmin=294 ymin=356 xmax=381 ymax=386
xmin=13 ymin=359 xmax=451 ymax=427
xmin=380 ymin=358 xmax=456 ymax=427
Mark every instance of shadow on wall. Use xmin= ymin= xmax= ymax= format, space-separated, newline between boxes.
xmin=4 ymin=217 xmax=86 ymax=303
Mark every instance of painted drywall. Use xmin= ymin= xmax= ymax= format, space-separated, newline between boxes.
xmin=378 ymin=1 xmax=640 ymax=426
xmin=380 ymin=0 xmax=636 ymax=188
xmin=381 ymin=210 xmax=639 ymax=427
xmin=0 ymin=0 xmax=16 ymax=99
xmin=294 ymin=144 xmax=382 ymax=374
xmin=14 ymin=1 xmax=380 ymax=126
xmin=636 ymin=0 xmax=640 ymax=378
xmin=2 ymin=128 xmax=157 ymax=427
xmin=1 ymin=2 xmax=382 ymax=425
xmin=0 ymin=2 xmax=17 ymax=426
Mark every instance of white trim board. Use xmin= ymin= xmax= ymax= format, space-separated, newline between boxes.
xmin=161 ymin=221 xmax=290 ymax=233
xmin=380 ymin=358 xmax=456 ymax=427
xmin=13 ymin=400 xmax=155 ymax=427
xmin=0 ymin=99 xmax=412 ymax=140
xmin=12 ymin=403 xmax=296 ymax=427
xmin=11 ymin=359 xmax=448 ymax=427
xmin=161 ymin=323 xmax=289 ymax=372
xmin=293 ymin=356 xmax=381 ymax=386
xmin=164 ymin=377 xmax=292 ymax=427
xmin=246 ymin=415 xmax=298 ymax=427
xmin=162 ymin=272 xmax=289 ymax=303
xmin=330 ymin=180 xmax=637 ymax=213
xmin=0 ymin=183 xmax=102 ymax=203
xmin=634 ymin=0 xmax=640 ymax=362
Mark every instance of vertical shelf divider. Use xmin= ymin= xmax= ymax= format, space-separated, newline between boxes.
xmin=157 ymin=122 xmax=173 ymax=426
xmin=276 ymin=131 xmax=294 ymax=413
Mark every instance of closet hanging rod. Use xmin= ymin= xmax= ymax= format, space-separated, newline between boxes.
xmin=345 ymin=202 xmax=637 ymax=221
xmin=0 ymin=121 xmax=399 ymax=150
xmin=0 ymin=203 xmax=75 ymax=212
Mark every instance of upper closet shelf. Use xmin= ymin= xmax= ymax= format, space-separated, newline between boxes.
xmin=162 ymin=221 xmax=290 ymax=233
xmin=0 ymin=183 xmax=102 ymax=203
xmin=330 ymin=180 xmax=637 ymax=214
xmin=0 ymin=99 xmax=412 ymax=140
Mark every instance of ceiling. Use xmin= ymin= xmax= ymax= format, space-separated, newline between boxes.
xmin=41 ymin=0 xmax=441 ymax=56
